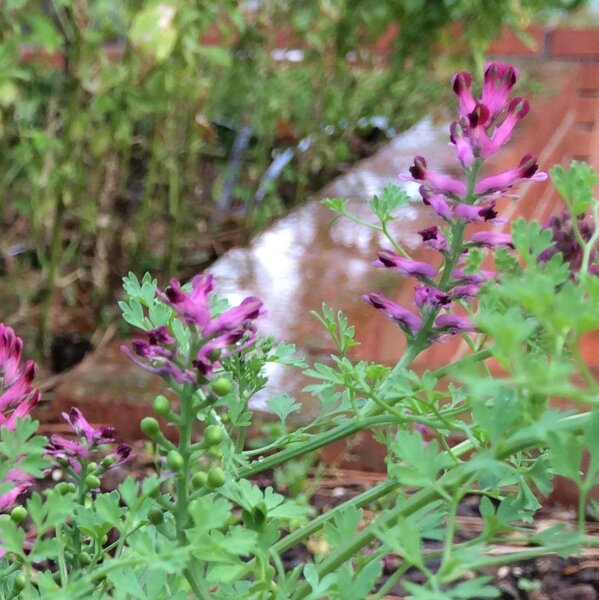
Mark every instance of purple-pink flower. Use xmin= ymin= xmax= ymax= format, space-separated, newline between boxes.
xmin=470 ymin=231 xmax=514 ymax=248
xmin=374 ymin=250 xmax=437 ymax=279
xmin=401 ymin=156 xmax=467 ymax=197
xmin=364 ymin=292 xmax=422 ymax=335
xmin=434 ymin=313 xmax=476 ymax=334
xmin=125 ymin=275 xmax=264 ymax=382
xmin=47 ymin=408 xmax=131 ymax=473
xmin=481 ymin=62 xmax=519 ymax=119
xmin=475 ymin=154 xmax=547 ymax=196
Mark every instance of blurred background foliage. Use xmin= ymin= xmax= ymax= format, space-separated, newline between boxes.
xmin=0 ymin=0 xmax=585 ymax=356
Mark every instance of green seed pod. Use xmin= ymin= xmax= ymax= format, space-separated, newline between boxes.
xmin=166 ymin=450 xmax=184 ymax=472
xmin=147 ymin=507 xmax=164 ymax=526
xmin=10 ymin=506 xmax=27 ymax=525
xmin=13 ymin=573 xmax=26 ymax=591
xmin=79 ymin=551 xmax=92 ymax=566
xmin=85 ymin=474 xmax=101 ymax=490
xmin=211 ymin=378 xmax=232 ymax=397
xmin=207 ymin=467 xmax=226 ymax=489
xmin=140 ymin=417 xmax=160 ymax=437
xmin=203 ymin=425 xmax=224 ymax=447
xmin=191 ymin=471 xmax=208 ymax=490
xmin=56 ymin=482 xmax=75 ymax=495
xmin=153 ymin=395 xmax=170 ymax=417
xmin=88 ymin=462 xmax=98 ymax=472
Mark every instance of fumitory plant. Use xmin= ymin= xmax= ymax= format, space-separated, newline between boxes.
xmin=3 ymin=60 xmax=599 ymax=599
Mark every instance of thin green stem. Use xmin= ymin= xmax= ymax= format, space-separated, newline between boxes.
xmin=238 ymin=415 xmax=398 ymax=478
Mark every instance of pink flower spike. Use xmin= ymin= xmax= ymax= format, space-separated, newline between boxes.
xmin=405 ymin=156 xmax=467 ymax=197
xmin=482 ymin=62 xmax=519 ymax=118
xmin=451 ymin=71 xmax=476 ymax=118
xmin=475 ymin=154 xmax=547 ymax=195
xmin=374 ymin=249 xmax=437 ymax=279
xmin=420 ymin=187 xmax=453 ymax=221
xmin=0 ymin=325 xmax=23 ymax=386
xmin=449 ymin=121 xmax=474 ymax=168
xmin=470 ymin=231 xmax=514 ymax=248
xmin=434 ymin=313 xmax=476 ymax=334
xmin=364 ymin=292 xmax=422 ymax=335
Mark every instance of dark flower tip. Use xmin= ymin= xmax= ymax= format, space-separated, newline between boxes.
xmin=408 ymin=156 xmax=427 ymax=180
xmin=519 ymin=153 xmax=539 ymax=178
xmin=468 ymin=103 xmax=490 ymax=128
xmin=418 ymin=226 xmax=439 ymax=242
xmin=452 ymin=71 xmax=471 ymax=93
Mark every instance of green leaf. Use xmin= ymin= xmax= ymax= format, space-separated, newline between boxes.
xmin=323 ymin=506 xmax=362 ymax=548
xmin=266 ymin=394 xmax=302 ymax=425
xmin=551 ymin=161 xmax=598 ymax=216
xmin=107 ymin=568 xmax=146 ymax=599
xmin=322 ymin=198 xmax=348 ymax=216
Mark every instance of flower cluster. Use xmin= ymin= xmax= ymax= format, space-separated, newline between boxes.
xmin=540 ymin=212 xmax=598 ymax=275
xmin=47 ymin=408 xmax=131 ymax=477
xmin=367 ymin=62 xmax=547 ymax=338
xmin=123 ymin=274 xmax=264 ymax=382
xmin=0 ymin=324 xmax=41 ymax=511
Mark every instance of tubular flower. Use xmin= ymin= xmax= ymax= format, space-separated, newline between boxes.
xmin=364 ymin=292 xmax=422 ymax=335
xmin=454 ymin=201 xmax=498 ymax=223
xmin=434 ymin=313 xmax=476 ymax=334
xmin=481 ymin=62 xmax=519 ymax=119
xmin=401 ymin=156 xmax=467 ymax=197
xmin=451 ymin=71 xmax=476 ymax=118
xmin=374 ymin=250 xmax=437 ymax=279
xmin=449 ymin=121 xmax=474 ymax=168
xmin=420 ymin=187 xmax=453 ymax=221
xmin=469 ymin=231 xmax=514 ymax=248
xmin=414 ymin=285 xmax=450 ymax=309
xmin=475 ymin=154 xmax=547 ymax=196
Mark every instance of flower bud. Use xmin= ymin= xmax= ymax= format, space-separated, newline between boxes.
xmin=203 ymin=425 xmax=224 ymax=447
xmin=191 ymin=471 xmax=208 ymax=490
xmin=211 ymin=378 xmax=232 ymax=397
xmin=207 ymin=467 xmax=226 ymax=488
xmin=85 ymin=474 xmax=101 ymax=490
xmin=153 ymin=395 xmax=170 ymax=417
xmin=167 ymin=450 xmax=184 ymax=472
xmin=10 ymin=506 xmax=27 ymax=524
xmin=147 ymin=507 xmax=164 ymax=525
xmin=140 ymin=417 xmax=160 ymax=437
